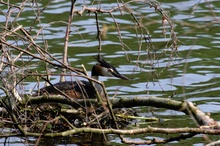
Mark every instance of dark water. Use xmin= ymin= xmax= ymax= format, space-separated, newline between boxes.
xmin=0 ymin=0 xmax=220 ymax=145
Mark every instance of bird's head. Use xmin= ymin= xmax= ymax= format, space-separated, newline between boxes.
xmin=92 ymin=54 xmax=129 ymax=80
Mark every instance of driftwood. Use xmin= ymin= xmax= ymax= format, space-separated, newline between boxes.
xmin=25 ymin=95 xmax=219 ymax=127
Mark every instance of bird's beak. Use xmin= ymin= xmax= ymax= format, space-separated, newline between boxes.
xmin=111 ymin=71 xmax=129 ymax=80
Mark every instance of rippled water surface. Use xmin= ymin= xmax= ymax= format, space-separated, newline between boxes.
xmin=0 ymin=0 xmax=220 ymax=145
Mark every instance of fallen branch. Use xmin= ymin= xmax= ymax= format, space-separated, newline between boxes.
xmin=11 ymin=126 xmax=220 ymax=137
xmin=24 ymin=96 xmax=219 ymax=128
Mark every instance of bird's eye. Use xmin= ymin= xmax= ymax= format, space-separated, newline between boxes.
xmin=108 ymin=68 xmax=114 ymax=72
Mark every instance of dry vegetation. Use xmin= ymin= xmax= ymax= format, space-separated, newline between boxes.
xmin=0 ymin=0 xmax=219 ymax=145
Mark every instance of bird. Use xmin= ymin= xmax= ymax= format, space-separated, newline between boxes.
xmin=34 ymin=54 xmax=129 ymax=99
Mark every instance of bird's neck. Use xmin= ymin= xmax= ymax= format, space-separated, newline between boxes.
xmin=91 ymin=75 xmax=103 ymax=96
xmin=92 ymin=76 xmax=99 ymax=80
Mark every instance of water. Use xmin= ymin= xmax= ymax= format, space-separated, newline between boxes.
xmin=0 ymin=0 xmax=220 ymax=145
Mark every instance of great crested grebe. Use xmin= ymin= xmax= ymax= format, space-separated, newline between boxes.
xmin=34 ymin=54 xmax=129 ymax=99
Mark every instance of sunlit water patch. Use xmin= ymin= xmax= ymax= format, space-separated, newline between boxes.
xmin=171 ymin=73 xmax=213 ymax=86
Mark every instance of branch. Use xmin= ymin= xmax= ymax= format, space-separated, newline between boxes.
xmin=14 ymin=126 xmax=220 ymax=138
xmin=61 ymin=0 xmax=76 ymax=82
xmin=0 ymin=39 xmax=82 ymax=75
xmin=24 ymin=96 xmax=219 ymax=128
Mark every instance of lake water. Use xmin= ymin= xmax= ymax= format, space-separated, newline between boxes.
xmin=0 ymin=0 xmax=220 ymax=145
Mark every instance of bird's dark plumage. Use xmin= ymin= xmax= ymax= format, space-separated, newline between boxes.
xmin=34 ymin=55 xmax=128 ymax=99
xmin=34 ymin=81 xmax=99 ymax=99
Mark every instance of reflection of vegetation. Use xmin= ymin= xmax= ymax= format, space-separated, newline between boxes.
xmin=0 ymin=0 xmax=219 ymax=145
